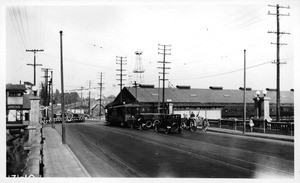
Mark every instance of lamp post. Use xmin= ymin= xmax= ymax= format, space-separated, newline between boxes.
xmin=255 ymin=91 xmax=261 ymax=118
xmin=243 ymin=49 xmax=246 ymax=134
xmin=253 ymin=90 xmax=268 ymax=133
xmin=60 ymin=30 xmax=66 ymax=144
xmin=32 ymin=86 xmax=38 ymax=96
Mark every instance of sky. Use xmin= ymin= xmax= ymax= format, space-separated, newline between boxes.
xmin=3 ymin=0 xmax=299 ymax=99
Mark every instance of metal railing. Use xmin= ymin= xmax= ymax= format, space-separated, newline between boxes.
xmin=208 ymin=118 xmax=294 ymax=136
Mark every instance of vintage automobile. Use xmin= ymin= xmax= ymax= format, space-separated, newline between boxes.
xmin=54 ymin=113 xmax=73 ymax=123
xmin=182 ymin=116 xmax=204 ymax=131
xmin=54 ymin=114 xmax=62 ymax=123
xmin=70 ymin=113 xmax=85 ymax=122
xmin=153 ymin=114 xmax=182 ymax=134
xmin=130 ymin=113 xmax=160 ymax=130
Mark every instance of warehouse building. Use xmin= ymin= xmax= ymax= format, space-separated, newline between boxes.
xmin=108 ymin=84 xmax=294 ymax=121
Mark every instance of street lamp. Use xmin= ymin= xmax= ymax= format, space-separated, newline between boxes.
xmin=256 ymin=90 xmax=261 ymax=97
xmin=32 ymin=86 xmax=38 ymax=96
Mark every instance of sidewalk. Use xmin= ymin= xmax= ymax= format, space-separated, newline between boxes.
xmin=207 ymin=127 xmax=294 ymax=142
xmin=43 ymin=126 xmax=91 ymax=177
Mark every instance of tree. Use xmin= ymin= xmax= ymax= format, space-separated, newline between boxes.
xmin=39 ymin=83 xmax=48 ymax=106
xmin=54 ymin=89 xmax=60 ymax=104
xmin=64 ymin=92 xmax=79 ymax=105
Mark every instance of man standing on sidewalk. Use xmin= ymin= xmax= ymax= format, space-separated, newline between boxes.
xmin=249 ymin=117 xmax=254 ymax=132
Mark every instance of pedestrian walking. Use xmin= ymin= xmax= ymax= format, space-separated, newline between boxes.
xmin=249 ymin=117 xmax=254 ymax=132
xmin=202 ymin=118 xmax=210 ymax=132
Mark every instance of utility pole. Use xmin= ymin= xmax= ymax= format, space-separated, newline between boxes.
xmin=158 ymin=44 xmax=171 ymax=114
xmin=41 ymin=68 xmax=52 ymax=106
xmin=80 ymin=86 xmax=84 ymax=107
xmin=26 ymin=49 xmax=44 ymax=86
xmin=41 ymin=68 xmax=49 ymax=106
xmin=243 ymin=50 xmax=246 ymax=134
xmin=98 ymin=73 xmax=104 ymax=118
xmin=116 ymin=56 xmax=127 ymax=102
xmin=158 ymin=76 xmax=160 ymax=113
xmin=133 ymin=81 xmax=138 ymax=102
xmin=50 ymin=71 xmax=54 ymax=128
xmin=60 ymin=30 xmax=66 ymax=144
xmin=88 ymin=81 xmax=91 ymax=116
xmin=268 ymin=4 xmax=290 ymax=122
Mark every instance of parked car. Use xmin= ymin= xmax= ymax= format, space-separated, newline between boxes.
xmin=70 ymin=113 xmax=85 ymax=122
xmin=130 ymin=113 xmax=160 ymax=130
xmin=153 ymin=114 xmax=182 ymax=134
xmin=54 ymin=114 xmax=62 ymax=123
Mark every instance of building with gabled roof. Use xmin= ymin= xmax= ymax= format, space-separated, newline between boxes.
xmin=109 ymin=84 xmax=294 ymax=120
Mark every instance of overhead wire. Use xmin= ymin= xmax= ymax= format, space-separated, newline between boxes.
xmin=24 ymin=7 xmax=32 ymax=49
xmin=173 ymin=6 xmax=267 ymax=60
xmin=144 ymin=57 xmax=291 ymax=84
xmin=10 ymin=8 xmax=27 ymax=50
xmin=172 ymin=60 xmax=273 ymax=81
xmin=8 ymin=8 xmax=25 ymax=51
xmin=41 ymin=52 xmax=115 ymax=70
xmin=16 ymin=7 xmax=29 ymax=49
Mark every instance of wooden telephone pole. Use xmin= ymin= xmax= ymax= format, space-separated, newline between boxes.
xmin=268 ymin=4 xmax=290 ymax=122
xmin=158 ymin=44 xmax=171 ymax=114
xmin=98 ymin=73 xmax=104 ymax=118
xmin=116 ymin=56 xmax=127 ymax=102
xmin=26 ymin=49 xmax=44 ymax=86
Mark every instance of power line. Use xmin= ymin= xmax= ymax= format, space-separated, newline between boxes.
xmin=172 ymin=60 xmax=273 ymax=81
xmin=24 ymin=7 xmax=32 ymax=49
xmin=64 ymin=34 xmax=103 ymax=49
xmin=9 ymin=8 xmax=27 ymax=50
xmin=174 ymin=6 xmax=267 ymax=56
xmin=16 ymin=7 xmax=29 ymax=49
xmin=41 ymin=52 xmax=114 ymax=70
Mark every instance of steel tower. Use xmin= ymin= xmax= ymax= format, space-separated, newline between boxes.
xmin=133 ymin=50 xmax=145 ymax=85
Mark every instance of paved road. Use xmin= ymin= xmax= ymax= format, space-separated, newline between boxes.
xmin=54 ymin=120 xmax=294 ymax=178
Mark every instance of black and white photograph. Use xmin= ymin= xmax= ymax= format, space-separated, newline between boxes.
xmin=1 ymin=0 xmax=299 ymax=182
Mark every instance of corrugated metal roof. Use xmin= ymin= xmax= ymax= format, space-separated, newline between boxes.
xmin=126 ymin=87 xmax=294 ymax=104
xmin=6 ymin=84 xmax=27 ymax=92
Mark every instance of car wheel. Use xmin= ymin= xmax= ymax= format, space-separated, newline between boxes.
xmin=145 ymin=120 xmax=153 ymax=129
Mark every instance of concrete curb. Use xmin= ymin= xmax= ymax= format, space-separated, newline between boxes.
xmin=64 ymin=144 xmax=91 ymax=177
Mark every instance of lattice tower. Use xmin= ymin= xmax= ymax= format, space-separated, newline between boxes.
xmin=133 ymin=50 xmax=145 ymax=85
